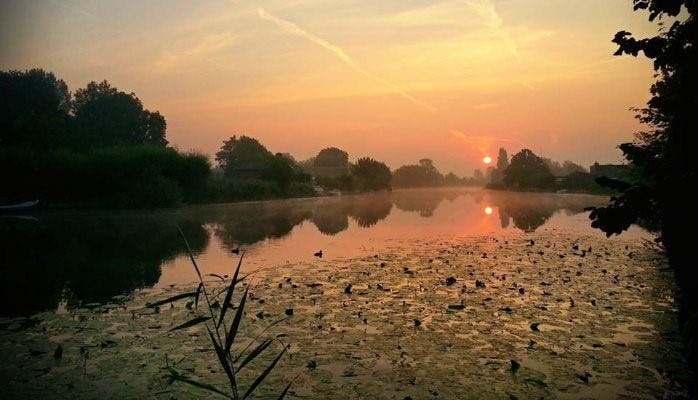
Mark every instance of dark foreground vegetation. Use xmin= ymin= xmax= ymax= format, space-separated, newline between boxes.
xmin=587 ymin=0 xmax=698 ymax=392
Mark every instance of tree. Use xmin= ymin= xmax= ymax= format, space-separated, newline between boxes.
xmin=588 ymin=0 xmax=697 ymax=375
xmin=73 ymin=80 xmax=167 ymax=147
xmin=392 ymin=159 xmax=444 ymax=188
xmin=496 ymin=148 xmax=509 ymax=171
xmin=473 ymin=169 xmax=485 ymax=183
xmin=215 ymin=135 xmax=273 ymax=178
xmin=314 ymin=147 xmax=348 ymax=169
xmin=352 ymin=157 xmax=392 ymax=191
xmin=503 ymin=149 xmax=555 ymax=189
xmin=0 ymin=69 xmax=70 ymax=148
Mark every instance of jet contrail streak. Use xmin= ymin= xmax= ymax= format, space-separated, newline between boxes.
xmin=258 ymin=8 xmax=437 ymax=112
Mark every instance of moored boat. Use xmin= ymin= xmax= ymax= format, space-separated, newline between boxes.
xmin=0 ymin=200 xmax=40 ymax=211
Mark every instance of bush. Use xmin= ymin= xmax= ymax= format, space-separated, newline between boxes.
xmin=0 ymin=146 xmax=211 ymax=208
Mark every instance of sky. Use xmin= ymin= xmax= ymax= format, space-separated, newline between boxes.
xmin=0 ymin=0 xmax=662 ymax=175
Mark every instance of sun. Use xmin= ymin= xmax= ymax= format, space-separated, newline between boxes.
xmin=483 ymin=156 xmax=492 ymax=164
xmin=484 ymin=206 xmax=493 ymax=215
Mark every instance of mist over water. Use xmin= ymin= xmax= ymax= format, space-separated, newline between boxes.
xmin=0 ymin=188 xmax=645 ymax=317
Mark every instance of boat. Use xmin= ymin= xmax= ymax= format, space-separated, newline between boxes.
xmin=0 ymin=200 xmax=40 ymax=211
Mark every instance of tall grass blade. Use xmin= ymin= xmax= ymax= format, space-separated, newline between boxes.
xmin=177 ymin=226 xmax=203 ymax=281
xmin=147 ymin=292 xmax=198 ymax=308
xmin=208 ymin=329 xmax=237 ymax=394
xmin=224 ymin=285 xmax=249 ymax=355
xmin=218 ymin=253 xmax=245 ymax=329
xmin=241 ymin=345 xmax=288 ymax=399
xmin=234 ymin=318 xmax=288 ymax=364
xmin=237 ymin=339 xmax=272 ymax=371
xmin=169 ymin=316 xmax=211 ymax=332
xmin=194 ymin=282 xmax=203 ymax=310
xmin=208 ymin=273 xmax=226 ymax=281
xmin=277 ymin=380 xmax=293 ymax=400
xmin=166 ymin=367 xmax=229 ymax=398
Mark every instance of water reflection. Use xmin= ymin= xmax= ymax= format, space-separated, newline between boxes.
xmin=0 ymin=213 xmax=207 ymax=317
xmin=0 ymin=189 xmax=611 ymax=316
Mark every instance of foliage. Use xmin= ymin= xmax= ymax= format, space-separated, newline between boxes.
xmin=155 ymin=231 xmax=292 ymax=399
xmin=544 ymin=158 xmax=586 ymax=176
xmin=0 ymin=69 xmax=71 ymax=149
xmin=313 ymin=147 xmax=349 ymax=169
xmin=588 ymin=0 xmax=698 ymax=378
xmin=73 ymin=80 xmax=167 ymax=147
xmin=0 ymin=146 xmax=210 ymax=208
xmin=351 ymin=157 xmax=392 ymax=191
xmin=496 ymin=148 xmax=509 ymax=171
xmin=588 ymin=1 xmax=695 ymax=239
xmin=215 ymin=136 xmax=274 ymax=178
xmin=215 ymin=136 xmax=312 ymax=201
xmin=502 ymin=149 xmax=555 ymax=189
xmin=392 ymin=159 xmax=444 ymax=188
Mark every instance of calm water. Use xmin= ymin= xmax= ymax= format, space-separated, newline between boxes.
xmin=0 ymin=188 xmax=645 ymax=317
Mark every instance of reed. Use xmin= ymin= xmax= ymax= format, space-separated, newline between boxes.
xmin=148 ymin=228 xmax=292 ymax=399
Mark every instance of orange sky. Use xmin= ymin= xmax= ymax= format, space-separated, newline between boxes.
xmin=0 ymin=0 xmax=663 ymax=175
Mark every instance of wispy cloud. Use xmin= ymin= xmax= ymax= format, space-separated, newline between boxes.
xmin=466 ymin=0 xmax=519 ymax=61
xmin=450 ymin=129 xmax=524 ymax=153
xmin=154 ymin=32 xmax=238 ymax=71
xmin=257 ymin=8 xmax=437 ymax=112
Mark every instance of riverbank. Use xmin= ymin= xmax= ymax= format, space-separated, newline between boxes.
xmin=0 ymin=232 xmax=690 ymax=399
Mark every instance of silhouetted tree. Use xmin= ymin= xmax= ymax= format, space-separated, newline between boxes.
xmin=544 ymin=158 xmax=586 ymax=176
xmin=0 ymin=69 xmax=71 ymax=148
xmin=473 ymin=169 xmax=485 ymax=184
xmin=496 ymin=148 xmax=509 ymax=171
xmin=215 ymin=135 xmax=273 ymax=178
xmin=503 ymin=149 xmax=555 ymax=189
xmin=313 ymin=147 xmax=349 ymax=176
xmin=588 ymin=0 xmax=698 ymax=375
xmin=73 ymin=80 xmax=167 ymax=147
xmin=352 ymin=157 xmax=392 ymax=191
xmin=392 ymin=159 xmax=444 ymax=187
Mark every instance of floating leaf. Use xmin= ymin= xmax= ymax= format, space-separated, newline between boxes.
xmin=524 ymin=377 xmax=547 ymax=388
xmin=510 ymin=359 xmax=520 ymax=373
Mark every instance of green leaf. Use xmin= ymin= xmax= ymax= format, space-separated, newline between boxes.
xmin=242 ymin=345 xmax=287 ymax=399
xmin=169 ymin=316 xmax=211 ymax=332
xmin=166 ymin=367 xmax=229 ymax=398
xmin=224 ymin=285 xmax=249 ymax=355
xmin=194 ymin=282 xmax=203 ymax=311
xmin=208 ymin=328 xmax=237 ymax=392
xmin=238 ymin=339 xmax=272 ymax=371
xmin=524 ymin=377 xmax=548 ymax=388
xmin=218 ymin=253 xmax=245 ymax=329
xmin=277 ymin=380 xmax=293 ymax=400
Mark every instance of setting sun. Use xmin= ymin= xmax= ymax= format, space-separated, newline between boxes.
xmin=484 ymin=206 xmax=493 ymax=215
xmin=483 ymin=156 xmax=493 ymax=165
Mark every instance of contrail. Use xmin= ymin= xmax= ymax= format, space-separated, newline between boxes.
xmin=258 ymin=8 xmax=437 ymax=112
xmin=466 ymin=0 xmax=519 ymax=61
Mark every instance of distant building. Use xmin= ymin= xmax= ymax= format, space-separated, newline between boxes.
xmin=590 ymin=162 xmax=632 ymax=181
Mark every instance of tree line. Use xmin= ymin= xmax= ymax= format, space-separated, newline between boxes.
xmin=0 ymin=68 xmax=627 ymax=209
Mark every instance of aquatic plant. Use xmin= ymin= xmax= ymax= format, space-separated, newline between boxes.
xmin=149 ymin=228 xmax=292 ymax=399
